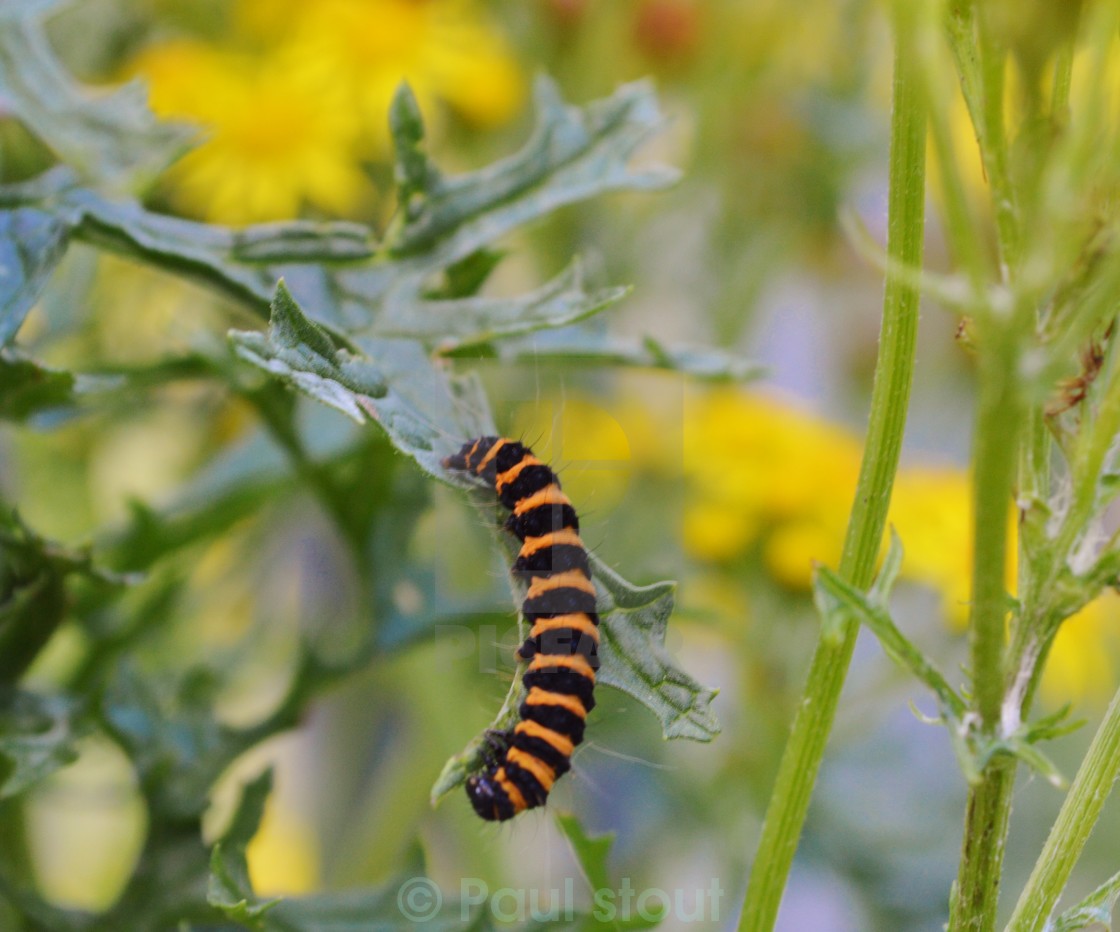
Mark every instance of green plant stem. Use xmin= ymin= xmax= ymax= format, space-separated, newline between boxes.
xmin=975 ymin=11 xmax=1018 ymax=275
xmin=1004 ymin=683 xmax=1120 ymax=932
xmin=996 ymin=323 xmax=1120 ymax=930
xmin=737 ymin=23 xmax=926 ymax=931
xmin=973 ymin=335 xmax=1022 ymax=729
xmin=948 ymin=317 xmax=1024 ymax=932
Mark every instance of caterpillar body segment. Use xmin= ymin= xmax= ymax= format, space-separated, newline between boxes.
xmin=443 ymin=436 xmax=599 ymax=821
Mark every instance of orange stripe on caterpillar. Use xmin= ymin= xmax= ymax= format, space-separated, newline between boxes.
xmin=495 ymin=768 xmax=527 ymax=812
xmin=495 ymin=454 xmax=543 ymax=493
xmin=512 ymin=484 xmax=572 ymax=516
xmin=526 ymin=569 xmax=595 ymax=599
xmin=528 ymin=651 xmax=597 ymax=680
xmin=524 ymin=686 xmax=588 ymax=719
xmin=514 ymin=719 xmax=576 ymax=757
xmin=506 ymin=746 xmax=557 ymax=792
xmin=476 ymin=437 xmax=506 ymax=474
xmin=528 ymin=613 xmax=600 ymax=643
xmin=518 ymin=529 xmax=584 ymax=558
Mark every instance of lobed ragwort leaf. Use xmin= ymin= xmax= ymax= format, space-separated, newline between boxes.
xmin=0 ymin=1 xmax=193 ymax=192
xmin=207 ymin=770 xmax=280 ymax=930
xmin=0 ymin=207 xmax=71 ymax=345
xmin=0 ymin=689 xmax=85 ymax=799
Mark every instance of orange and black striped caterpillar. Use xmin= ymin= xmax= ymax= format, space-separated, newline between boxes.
xmin=443 ymin=436 xmax=599 ymax=821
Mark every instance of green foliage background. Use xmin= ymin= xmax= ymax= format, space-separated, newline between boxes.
xmin=8 ymin=2 xmax=1120 ymax=932
xmin=1 ymin=2 xmax=733 ymax=928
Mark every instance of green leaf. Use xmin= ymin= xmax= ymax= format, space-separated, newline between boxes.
xmin=380 ymin=261 xmax=628 ymax=351
xmin=390 ymin=83 xmax=430 ymax=207
xmin=0 ymin=689 xmax=85 ymax=798
xmin=1026 ymin=703 xmax=1085 ymax=744
xmin=208 ymin=771 xmax=280 ymax=930
xmin=221 ymin=769 xmax=274 ymax=849
xmin=0 ymin=3 xmax=193 ymax=192
xmin=0 ymin=350 xmax=77 ymax=420
xmin=0 ymin=507 xmax=126 ymax=683
xmin=232 ymin=282 xmax=493 ymax=478
xmin=813 ymin=545 xmax=966 ymax=718
xmin=431 ymin=248 xmax=505 ymax=299
xmin=0 ymin=174 xmax=369 ymax=327
xmin=0 ymin=208 xmax=71 ymax=345
xmin=593 ymin=557 xmax=720 ymax=741
xmin=995 ymin=735 xmax=1067 ymax=790
xmin=552 ymin=815 xmax=664 ymax=931
xmin=1050 ymin=867 xmax=1120 ymax=932
xmin=66 ymin=187 xmax=327 ymax=322
xmin=555 ymin=814 xmax=615 ymax=892
xmin=813 ymin=538 xmax=1077 ymax=788
xmin=100 ymin=664 xmax=244 ymax=820
xmin=2 ymin=80 xmax=673 ymax=354
xmin=455 ymin=330 xmax=764 ymax=381
xmin=231 ymin=280 xmax=388 ymax=423
xmin=209 ymin=844 xmax=278 ymax=930
xmin=228 ymin=221 xmax=374 ymax=264
xmin=387 ymin=76 xmax=678 ymax=257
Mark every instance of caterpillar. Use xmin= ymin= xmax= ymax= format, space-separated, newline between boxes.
xmin=443 ymin=436 xmax=599 ymax=821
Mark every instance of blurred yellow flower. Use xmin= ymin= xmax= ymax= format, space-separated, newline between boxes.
xmin=681 ymin=394 xmax=1010 ymax=622
xmin=247 ymin=798 xmax=319 ymax=896
xmin=682 ymin=389 xmax=859 ymax=572
xmin=128 ymin=0 xmax=526 ymax=223
xmin=290 ymin=0 xmax=525 ymax=146
xmin=131 ymin=41 xmax=369 ymax=224
xmin=680 ymin=389 xmax=1120 ymax=706
xmin=512 ymin=397 xmax=660 ymax=514
xmin=1041 ymin=594 xmax=1120 ymax=707
xmin=890 ymin=465 xmax=1017 ymax=630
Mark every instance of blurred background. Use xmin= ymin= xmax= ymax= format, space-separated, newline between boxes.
xmin=3 ymin=1 xmax=1120 ymax=929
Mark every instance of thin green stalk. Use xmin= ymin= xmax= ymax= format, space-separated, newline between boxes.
xmin=1005 ymin=683 xmax=1120 ymax=932
xmin=971 ymin=332 xmax=1022 ymax=731
xmin=974 ymin=8 xmax=1019 ymax=274
xmin=949 ymin=320 xmax=1023 ymax=932
xmin=1050 ymin=40 xmax=1074 ymax=129
xmin=945 ymin=2 xmax=1019 ymax=275
xmin=738 ymin=20 xmax=926 ymax=930
xmin=911 ymin=0 xmax=986 ymax=295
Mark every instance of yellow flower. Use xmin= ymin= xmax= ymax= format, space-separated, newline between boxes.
xmin=1041 ymin=594 xmax=1120 ymax=707
xmin=128 ymin=0 xmax=526 ymax=223
xmin=684 ymin=501 xmax=759 ymax=562
xmin=250 ymin=0 xmax=526 ymax=151
xmin=889 ymin=466 xmax=1018 ymax=630
xmin=680 ymin=389 xmax=1120 ymax=707
xmin=131 ymin=41 xmax=369 ymax=224
xmin=682 ymin=388 xmax=859 ymax=584
xmin=680 ymin=389 xmax=1020 ymax=613
xmin=247 ymin=798 xmax=320 ymax=896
